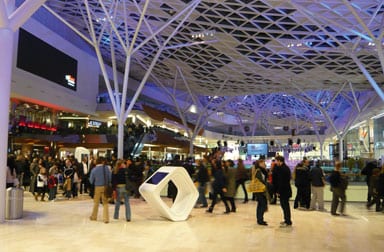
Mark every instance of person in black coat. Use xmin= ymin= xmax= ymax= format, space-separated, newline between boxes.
xmin=129 ymin=158 xmax=144 ymax=199
xmin=361 ymin=160 xmax=377 ymax=205
xmin=329 ymin=161 xmax=348 ymax=216
xmin=366 ymin=167 xmax=382 ymax=212
xmin=195 ymin=159 xmax=209 ymax=208
xmin=293 ymin=159 xmax=311 ymax=209
xmin=206 ymin=161 xmax=230 ymax=214
xmin=378 ymin=165 xmax=384 ymax=212
xmin=273 ymin=156 xmax=292 ymax=227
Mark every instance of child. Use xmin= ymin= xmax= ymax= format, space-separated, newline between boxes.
xmin=35 ymin=167 xmax=48 ymax=201
xmin=48 ymin=169 xmax=58 ymax=201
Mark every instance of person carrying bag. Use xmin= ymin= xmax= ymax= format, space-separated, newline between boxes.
xmin=248 ymin=159 xmax=269 ymax=225
xmin=89 ymin=157 xmax=111 ymax=224
xmin=248 ymin=166 xmax=266 ymax=193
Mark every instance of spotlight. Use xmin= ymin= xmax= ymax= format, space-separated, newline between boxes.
xmin=191 ymin=30 xmax=216 ymax=39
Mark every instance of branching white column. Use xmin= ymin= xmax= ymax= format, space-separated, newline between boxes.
xmin=291 ymin=83 xmax=341 ymax=140
xmin=82 ymin=0 xmax=200 ymax=158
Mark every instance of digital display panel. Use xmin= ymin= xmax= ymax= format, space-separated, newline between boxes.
xmin=17 ymin=28 xmax=78 ymax=91
xmin=88 ymin=120 xmax=102 ymax=128
xmin=147 ymin=172 xmax=168 ymax=185
xmin=247 ymin=143 xmax=268 ymax=156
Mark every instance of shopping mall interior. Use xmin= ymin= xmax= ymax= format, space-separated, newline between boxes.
xmin=1 ymin=1 xmax=384 ymax=251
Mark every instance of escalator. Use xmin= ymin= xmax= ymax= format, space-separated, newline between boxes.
xmin=124 ymin=129 xmax=156 ymax=158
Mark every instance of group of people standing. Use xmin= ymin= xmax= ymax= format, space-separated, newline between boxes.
xmin=89 ymin=156 xmax=152 ymax=224
xmin=293 ymin=158 xmax=348 ymax=216
xmin=31 ymin=156 xmax=90 ymax=201
xmin=194 ymin=153 xmax=293 ymax=228
xmin=293 ymin=158 xmax=327 ymax=212
xmin=196 ymin=153 xmax=384 ymax=228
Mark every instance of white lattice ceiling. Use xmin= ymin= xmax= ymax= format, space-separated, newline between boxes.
xmin=41 ymin=0 xmax=384 ymax=137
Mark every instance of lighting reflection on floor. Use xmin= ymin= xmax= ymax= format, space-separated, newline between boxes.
xmin=1 ymin=191 xmax=383 ymax=252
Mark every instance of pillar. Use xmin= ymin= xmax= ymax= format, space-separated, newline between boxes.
xmin=0 ymin=27 xmax=14 ymax=222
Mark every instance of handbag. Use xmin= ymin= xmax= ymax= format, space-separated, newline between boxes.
xmin=247 ymin=169 xmax=266 ymax=193
xmin=63 ymin=178 xmax=72 ymax=191
xmin=37 ymin=175 xmax=44 ymax=188
xmin=103 ymin=166 xmax=113 ymax=198
xmin=104 ymin=184 xmax=113 ymax=198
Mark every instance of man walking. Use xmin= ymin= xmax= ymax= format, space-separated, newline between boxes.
xmin=273 ymin=156 xmax=292 ymax=227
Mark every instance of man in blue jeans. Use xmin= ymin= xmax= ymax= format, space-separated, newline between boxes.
xmin=273 ymin=156 xmax=292 ymax=227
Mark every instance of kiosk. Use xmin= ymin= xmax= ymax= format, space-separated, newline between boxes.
xmin=74 ymin=147 xmax=89 ymax=162
xmin=139 ymin=166 xmax=198 ymax=221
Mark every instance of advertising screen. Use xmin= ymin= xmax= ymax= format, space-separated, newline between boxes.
xmin=246 ymin=143 xmax=268 ymax=156
xmin=17 ymin=28 xmax=78 ymax=91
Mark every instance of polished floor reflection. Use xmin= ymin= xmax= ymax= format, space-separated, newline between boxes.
xmin=1 ymin=191 xmax=384 ymax=252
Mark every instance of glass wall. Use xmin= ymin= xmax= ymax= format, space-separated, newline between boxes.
xmin=374 ymin=116 xmax=384 ymax=162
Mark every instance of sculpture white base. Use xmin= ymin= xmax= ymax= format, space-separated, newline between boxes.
xmin=139 ymin=166 xmax=198 ymax=221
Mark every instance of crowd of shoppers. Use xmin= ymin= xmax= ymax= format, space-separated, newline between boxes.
xmin=6 ymin=148 xmax=384 ymax=227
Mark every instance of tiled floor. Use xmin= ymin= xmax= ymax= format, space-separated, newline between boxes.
xmin=1 ymin=191 xmax=383 ymax=252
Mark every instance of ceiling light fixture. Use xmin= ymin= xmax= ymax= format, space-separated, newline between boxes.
xmin=367 ymin=41 xmax=384 ymax=47
xmin=371 ymin=112 xmax=384 ymax=120
xmin=189 ymin=104 xmax=198 ymax=113
xmin=191 ymin=30 xmax=216 ymax=39
xmin=95 ymin=15 xmax=113 ymax=23
xmin=285 ymin=40 xmax=313 ymax=48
